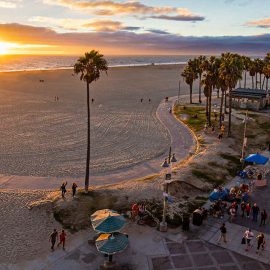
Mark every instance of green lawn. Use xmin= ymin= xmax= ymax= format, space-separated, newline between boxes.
xmin=174 ymin=105 xmax=209 ymax=132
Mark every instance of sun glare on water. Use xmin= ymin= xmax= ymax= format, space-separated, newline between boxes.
xmin=0 ymin=42 xmax=16 ymax=55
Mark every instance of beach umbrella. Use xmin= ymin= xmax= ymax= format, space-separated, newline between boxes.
xmin=91 ymin=209 xmax=127 ymax=233
xmin=244 ymin=153 xmax=269 ymax=165
xmin=96 ymin=233 xmax=128 ymax=255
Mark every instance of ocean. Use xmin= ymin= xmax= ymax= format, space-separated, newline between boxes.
xmin=0 ymin=55 xmax=196 ymax=72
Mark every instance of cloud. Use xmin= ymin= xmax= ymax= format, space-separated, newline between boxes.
xmin=30 ymin=17 xmax=141 ymax=32
xmin=43 ymin=0 xmax=205 ymax=22
xmin=0 ymin=0 xmax=21 ymax=8
xmin=147 ymin=29 xmax=170 ymax=35
xmin=150 ymin=15 xmax=204 ymax=21
xmin=246 ymin=18 xmax=270 ymax=28
xmin=0 ymin=23 xmax=270 ymax=55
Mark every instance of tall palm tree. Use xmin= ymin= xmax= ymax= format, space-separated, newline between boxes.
xmin=219 ymin=53 xmax=243 ymax=136
xmin=182 ymin=63 xmax=198 ymax=104
xmin=74 ymin=50 xmax=108 ymax=192
xmin=242 ymin=56 xmax=251 ymax=88
xmin=201 ymin=56 xmax=220 ymax=125
xmin=216 ymin=75 xmax=227 ymax=128
xmin=249 ymin=60 xmax=256 ymax=88
xmin=254 ymin=58 xmax=264 ymax=89
xmin=197 ymin=56 xmax=206 ymax=103
xmin=263 ymin=64 xmax=270 ymax=92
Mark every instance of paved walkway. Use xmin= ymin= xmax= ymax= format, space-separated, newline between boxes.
xmin=0 ymin=96 xmax=196 ymax=190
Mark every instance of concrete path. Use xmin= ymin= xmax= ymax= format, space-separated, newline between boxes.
xmin=0 ymin=96 xmax=196 ymax=190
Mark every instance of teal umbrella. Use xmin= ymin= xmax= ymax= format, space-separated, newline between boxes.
xmin=91 ymin=209 xmax=127 ymax=233
xmin=96 ymin=233 xmax=128 ymax=255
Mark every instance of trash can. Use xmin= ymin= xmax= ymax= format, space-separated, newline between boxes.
xmin=182 ymin=213 xmax=190 ymax=231
xmin=193 ymin=209 xmax=203 ymax=226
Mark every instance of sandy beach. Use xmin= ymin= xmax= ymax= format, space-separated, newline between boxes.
xmin=0 ymin=64 xmax=197 ymax=178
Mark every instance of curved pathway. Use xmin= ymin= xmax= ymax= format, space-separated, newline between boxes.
xmin=0 ymin=96 xmax=197 ymax=190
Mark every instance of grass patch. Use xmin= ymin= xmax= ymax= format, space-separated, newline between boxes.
xmin=174 ymin=105 xmax=207 ymax=132
xmin=219 ymin=153 xmax=242 ymax=177
xmin=191 ymin=169 xmax=224 ymax=186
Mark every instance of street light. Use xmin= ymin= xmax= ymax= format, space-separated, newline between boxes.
xmin=160 ymin=147 xmax=177 ymax=232
xmin=241 ymin=110 xmax=248 ymax=168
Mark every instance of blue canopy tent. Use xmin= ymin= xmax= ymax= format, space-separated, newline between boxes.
xmin=244 ymin=153 xmax=269 ymax=165
xmin=209 ymin=188 xmax=229 ymax=202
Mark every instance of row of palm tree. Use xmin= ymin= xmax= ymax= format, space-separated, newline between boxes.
xmin=182 ymin=52 xmax=270 ymax=137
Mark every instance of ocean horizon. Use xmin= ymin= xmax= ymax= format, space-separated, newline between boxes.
xmin=0 ymin=54 xmax=194 ymax=72
xmin=0 ymin=54 xmax=264 ymax=73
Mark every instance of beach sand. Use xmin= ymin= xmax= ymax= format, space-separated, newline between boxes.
xmin=0 ymin=64 xmax=196 ymax=178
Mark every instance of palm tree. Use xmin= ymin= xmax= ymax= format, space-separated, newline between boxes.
xmin=196 ymin=56 xmax=206 ymax=103
xmin=216 ymin=75 xmax=227 ymax=128
xmin=201 ymin=56 xmax=220 ymax=125
xmin=263 ymin=64 xmax=270 ymax=92
xmin=254 ymin=58 xmax=264 ymax=89
xmin=242 ymin=56 xmax=251 ymax=88
xmin=74 ymin=50 xmax=108 ymax=192
xmin=182 ymin=63 xmax=198 ymax=104
xmin=249 ymin=60 xmax=256 ymax=88
xmin=219 ymin=53 xmax=243 ymax=136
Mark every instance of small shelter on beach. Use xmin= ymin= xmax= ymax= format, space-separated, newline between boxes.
xmin=227 ymin=88 xmax=269 ymax=110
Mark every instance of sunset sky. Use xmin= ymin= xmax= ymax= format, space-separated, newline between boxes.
xmin=0 ymin=0 xmax=269 ymax=55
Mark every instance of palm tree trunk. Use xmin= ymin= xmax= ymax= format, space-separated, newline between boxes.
xmin=267 ymin=78 xmax=269 ymax=92
xmin=208 ymin=86 xmax=212 ymax=126
xmin=206 ymin=96 xmax=209 ymax=119
xmin=85 ymin=82 xmax=90 ymax=192
xmin=262 ymin=76 xmax=266 ymax=90
xmin=244 ymin=71 xmax=247 ymax=88
xmin=189 ymin=84 xmax=193 ymax=104
xmin=199 ymin=74 xmax=202 ymax=103
xmin=255 ymin=73 xmax=258 ymax=89
xmin=228 ymin=88 xmax=232 ymax=137
xmin=260 ymin=74 xmax=262 ymax=89
xmin=219 ymin=90 xmax=224 ymax=128
xmin=217 ymin=89 xmax=220 ymax=98
xmin=252 ymin=76 xmax=254 ymax=88
xmin=224 ymin=89 xmax=228 ymax=114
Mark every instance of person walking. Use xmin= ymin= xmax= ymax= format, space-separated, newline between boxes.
xmin=260 ymin=210 xmax=267 ymax=226
xmin=49 ymin=229 xmax=58 ymax=251
xmin=241 ymin=201 xmax=246 ymax=218
xmin=218 ymin=223 xmax=227 ymax=244
xmin=256 ymin=233 xmax=265 ymax=254
xmin=60 ymin=182 xmax=67 ymax=198
xmin=244 ymin=228 xmax=254 ymax=251
xmin=246 ymin=203 xmax=251 ymax=218
xmin=72 ymin=182 xmax=77 ymax=197
xmin=252 ymin=203 xmax=260 ymax=222
xmin=57 ymin=230 xmax=67 ymax=250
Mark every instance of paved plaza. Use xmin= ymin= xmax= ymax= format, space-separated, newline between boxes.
xmin=149 ymin=239 xmax=270 ymax=270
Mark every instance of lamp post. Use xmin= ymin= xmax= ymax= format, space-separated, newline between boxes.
xmin=240 ymin=110 xmax=248 ymax=168
xmin=160 ymin=147 xmax=177 ymax=232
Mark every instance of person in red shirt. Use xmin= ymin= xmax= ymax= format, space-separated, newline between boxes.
xmin=131 ymin=203 xmax=139 ymax=221
xmin=57 ymin=230 xmax=67 ymax=250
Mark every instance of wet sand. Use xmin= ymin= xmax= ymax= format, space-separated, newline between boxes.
xmin=0 ymin=64 xmax=196 ymax=178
